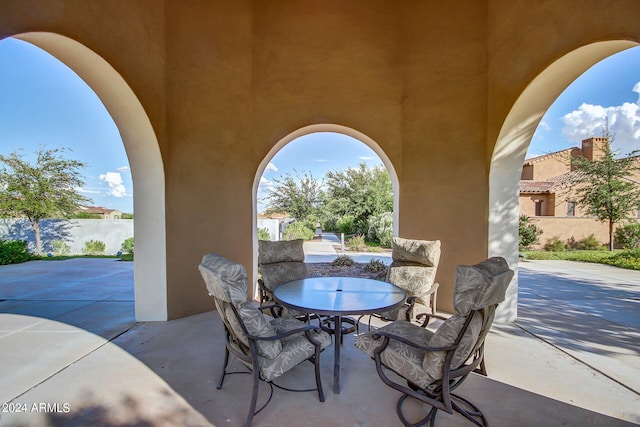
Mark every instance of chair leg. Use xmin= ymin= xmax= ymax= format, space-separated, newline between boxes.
xmin=245 ymin=368 xmax=260 ymax=427
xmin=217 ymin=346 xmax=230 ymax=389
xmin=313 ymin=350 xmax=325 ymax=402
xmin=450 ymin=394 xmax=488 ymax=427
xmin=397 ymin=393 xmax=438 ymax=427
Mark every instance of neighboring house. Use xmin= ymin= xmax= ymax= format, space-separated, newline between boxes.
xmin=78 ymin=205 xmax=123 ymax=220
xmin=257 ymin=212 xmax=295 ymax=241
xmin=520 ymin=137 xmax=640 ymax=247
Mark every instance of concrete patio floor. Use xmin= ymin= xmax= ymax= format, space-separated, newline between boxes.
xmin=0 ymin=254 xmax=639 ymax=426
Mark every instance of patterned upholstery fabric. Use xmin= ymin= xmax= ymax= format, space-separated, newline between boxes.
xmin=199 ymin=253 xmax=331 ymax=382
xmin=225 ymin=302 xmax=283 ymax=359
xmin=260 ymin=317 xmax=332 ymax=381
xmin=356 ymin=257 xmax=513 ymax=387
xmin=391 ymin=237 xmax=440 ymax=266
xmin=260 ymin=261 xmax=308 ymax=292
xmin=355 ymin=320 xmax=435 ymax=389
xmin=258 ymin=239 xmax=305 ymax=264
xmin=258 ymin=239 xmax=309 ymax=317
xmin=200 ymin=252 xmax=249 ymax=305
xmin=380 ymin=238 xmax=441 ymax=320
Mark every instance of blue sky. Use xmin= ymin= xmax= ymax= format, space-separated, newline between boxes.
xmin=1 ymin=37 xmax=639 ymax=214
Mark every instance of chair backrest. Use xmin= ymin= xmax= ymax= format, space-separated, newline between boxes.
xmin=199 ymin=253 xmax=283 ymax=360
xmin=422 ymin=257 xmax=513 ymax=383
xmin=386 ymin=237 xmax=441 ymax=303
xmin=258 ymin=239 xmax=308 ymax=292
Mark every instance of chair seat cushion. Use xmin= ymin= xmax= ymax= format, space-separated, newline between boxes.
xmin=258 ymin=317 xmax=331 ymax=381
xmin=355 ymin=320 xmax=434 ymax=389
xmin=226 ymin=302 xmax=283 ymax=360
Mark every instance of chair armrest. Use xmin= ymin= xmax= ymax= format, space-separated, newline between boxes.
xmin=257 ymin=278 xmax=272 ymax=303
xmin=246 ymin=323 xmax=323 ymax=342
xmin=371 ymin=329 xmax=456 ymax=353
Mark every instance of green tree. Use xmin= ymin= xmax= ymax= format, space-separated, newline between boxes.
xmin=322 ymin=163 xmax=393 ymax=234
xmin=0 ymin=147 xmax=91 ymax=255
xmin=264 ymin=170 xmax=323 ymax=220
xmin=519 ymin=215 xmax=543 ymax=250
xmin=571 ymin=133 xmax=640 ymax=251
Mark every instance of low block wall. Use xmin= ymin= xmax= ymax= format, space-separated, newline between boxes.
xmin=0 ymin=219 xmax=134 ymax=255
xmin=529 ymin=217 xmax=640 ymax=249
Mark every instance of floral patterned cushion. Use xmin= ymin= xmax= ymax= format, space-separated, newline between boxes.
xmin=258 ymin=239 xmax=305 ymax=265
xmin=391 ymin=238 xmax=440 ymax=267
xmin=226 ymin=302 xmax=282 ymax=359
xmin=355 ymin=320 xmax=434 ymax=389
xmin=199 ymin=253 xmax=249 ymax=305
xmin=260 ymin=261 xmax=308 ymax=292
xmin=453 ymin=257 xmax=513 ymax=315
xmin=259 ymin=317 xmax=332 ymax=381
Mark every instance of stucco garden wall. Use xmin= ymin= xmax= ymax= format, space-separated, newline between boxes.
xmin=1 ymin=1 xmax=640 ymax=320
xmin=0 ymin=219 xmax=134 ymax=255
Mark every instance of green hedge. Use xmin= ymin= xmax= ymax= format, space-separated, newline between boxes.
xmin=0 ymin=240 xmax=32 ymax=265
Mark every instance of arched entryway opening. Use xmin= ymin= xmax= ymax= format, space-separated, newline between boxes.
xmin=252 ymin=124 xmax=399 ymax=289
xmin=488 ymin=40 xmax=639 ymax=322
xmin=9 ymin=32 xmax=168 ymax=321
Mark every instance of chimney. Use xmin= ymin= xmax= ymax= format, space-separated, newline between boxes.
xmin=581 ymin=137 xmax=609 ymax=161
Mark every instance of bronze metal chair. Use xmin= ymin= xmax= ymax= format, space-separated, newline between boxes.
xmin=257 ymin=239 xmax=308 ymax=317
xmin=199 ymin=253 xmax=331 ymax=427
xmin=355 ymin=257 xmax=514 ymax=426
xmin=360 ymin=237 xmax=441 ymax=332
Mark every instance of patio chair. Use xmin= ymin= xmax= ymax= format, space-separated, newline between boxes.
xmin=355 ymin=257 xmax=514 ymax=426
xmin=199 ymin=253 xmax=331 ymax=427
xmin=360 ymin=237 xmax=441 ymax=331
xmin=258 ymin=239 xmax=308 ymax=317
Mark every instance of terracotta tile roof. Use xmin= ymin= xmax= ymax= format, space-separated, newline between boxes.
xmin=520 ymin=170 xmax=586 ymax=194
xmin=80 ymin=205 xmax=120 ymax=214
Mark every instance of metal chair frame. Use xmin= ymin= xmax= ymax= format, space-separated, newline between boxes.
xmin=369 ymin=309 xmax=493 ymax=427
xmin=216 ymin=301 xmax=326 ymax=427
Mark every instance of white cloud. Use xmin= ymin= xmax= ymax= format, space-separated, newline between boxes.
xmin=538 ymin=119 xmax=551 ymax=132
xmin=117 ymin=165 xmax=130 ymax=173
xmin=99 ymin=171 xmax=127 ymax=198
xmin=561 ymin=85 xmax=640 ymax=154
xmin=77 ymin=187 xmax=100 ymax=194
xmin=265 ymin=162 xmax=278 ymax=172
xmin=316 ymin=158 xmax=327 ymax=163
xmin=359 ymin=156 xmax=374 ymax=161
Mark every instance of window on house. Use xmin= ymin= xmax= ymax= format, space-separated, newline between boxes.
xmin=567 ymin=201 xmax=575 ymax=217
xmin=534 ymin=200 xmax=543 ymax=216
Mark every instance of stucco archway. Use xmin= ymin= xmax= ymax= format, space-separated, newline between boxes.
xmin=10 ymin=32 xmax=167 ymax=321
xmin=488 ymin=40 xmax=639 ymax=322
xmin=252 ymin=124 xmax=400 ymax=288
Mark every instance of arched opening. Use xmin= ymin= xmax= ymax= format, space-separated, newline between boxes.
xmin=8 ymin=32 xmax=167 ymax=321
xmin=489 ymin=40 xmax=639 ymax=322
xmin=252 ymin=124 xmax=399 ymax=289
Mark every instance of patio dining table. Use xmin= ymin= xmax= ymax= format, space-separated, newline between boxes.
xmin=273 ymin=276 xmax=407 ymax=394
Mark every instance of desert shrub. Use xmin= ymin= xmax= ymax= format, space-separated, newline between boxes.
xmin=0 ymin=239 xmax=32 ymax=265
xmin=575 ymin=234 xmax=603 ymax=250
xmin=347 ymin=234 xmax=368 ymax=252
xmin=614 ymin=223 xmax=640 ymax=249
xmin=121 ymin=237 xmax=134 ymax=254
xmin=82 ymin=239 xmax=106 ymax=255
xmin=51 ymin=240 xmax=71 ymax=255
xmin=365 ymin=258 xmax=387 ymax=273
xmin=257 ymin=228 xmax=271 ymax=241
xmin=332 ymin=254 xmax=355 ymax=267
xmin=519 ymin=215 xmax=543 ymax=250
xmin=543 ymin=235 xmax=565 ymax=252
xmin=284 ymin=221 xmax=315 ymax=240
xmin=367 ymin=211 xmax=393 ymax=248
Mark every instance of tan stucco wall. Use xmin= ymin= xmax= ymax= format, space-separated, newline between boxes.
xmin=2 ymin=1 xmax=640 ymax=319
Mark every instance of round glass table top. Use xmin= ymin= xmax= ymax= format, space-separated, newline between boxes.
xmin=273 ymin=276 xmax=407 ymax=316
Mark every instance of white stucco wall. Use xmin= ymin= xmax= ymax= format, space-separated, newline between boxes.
xmin=0 ymin=219 xmax=134 ymax=255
